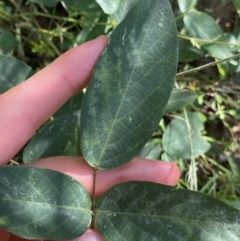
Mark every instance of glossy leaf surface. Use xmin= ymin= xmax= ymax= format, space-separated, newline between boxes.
xmin=97 ymin=181 xmax=240 ymax=241
xmin=80 ymin=0 xmax=178 ymax=170
xmin=0 ymin=167 xmax=91 ymax=240
xmin=0 ymin=55 xmax=33 ymax=94
xmin=164 ymin=89 xmax=196 ymax=114
xmin=162 ymin=112 xmax=210 ymax=160
xmin=23 ymin=115 xmax=79 ymax=163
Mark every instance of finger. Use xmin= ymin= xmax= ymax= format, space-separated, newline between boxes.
xmin=0 ymin=229 xmax=10 ymax=241
xmin=96 ymin=157 xmax=180 ymax=197
xmin=67 ymin=229 xmax=105 ymax=241
xmin=28 ymin=157 xmax=180 ymax=197
xmin=0 ymin=230 xmax=38 ymax=241
xmin=0 ymin=36 xmax=108 ymax=165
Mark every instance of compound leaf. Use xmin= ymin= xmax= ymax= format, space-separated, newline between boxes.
xmin=0 ymin=166 xmax=91 ymax=240
xmin=97 ymin=181 xmax=240 ymax=241
xmin=80 ymin=0 xmax=178 ymax=170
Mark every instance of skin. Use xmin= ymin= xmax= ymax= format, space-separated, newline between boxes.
xmin=0 ymin=36 xmax=180 ymax=241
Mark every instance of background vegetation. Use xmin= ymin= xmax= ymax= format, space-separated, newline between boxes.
xmin=0 ymin=0 xmax=240 ymax=208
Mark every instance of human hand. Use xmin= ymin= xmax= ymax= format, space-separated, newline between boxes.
xmin=0 ymin=36 xmax=180 ymax=241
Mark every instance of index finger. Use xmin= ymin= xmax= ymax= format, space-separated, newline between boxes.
xmin=0 ymin=36 xmax=108 ymax=165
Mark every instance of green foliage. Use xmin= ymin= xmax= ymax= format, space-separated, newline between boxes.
xmin=184 ymin=11 xmax=235 ymax=59
xmin=0 ymin=0 xmax=240 ymax=240
xmin=162 ymin=112 xmax=210 ymax=160
xmin=0 ymin=55 xmax=33 ymax=93
xmin=23 ymin=115 xmax=79 ymax=163
xmin=80 ymin=0 xmax=178 ymax=170
xmin=0 ymin=27 xmax=17 ymax=53
xmin=0 ymin=166 xmax=91 ymax=240
xmin=97 ymin=182 xmax=240 ymax=241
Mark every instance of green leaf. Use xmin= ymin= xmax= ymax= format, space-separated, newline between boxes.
xmin=178 ymin=38 xmax=203 ymax=62
xmin=177 ymin=0 xmax=197 ymax=13
xmin=0 ymin=166 xmax=91 ymax=240
xmin=184 ymin=11 xmax=235 ymax=59
xmin=232 ymin=0 xmax=240 ymax=10
xmin=162 ymin=112 xmax=210 ymax=160
xmin=80 ymin=0 xmax=178 ymax=170
xmin=28 ymin=0 xmax=57 ymax=7
xmin=85 ymin=13 xmax=108 ymax=42
xmin=0 ymin=55 xmax=33 ymax=94
xmin=139 ymin=141 xmax=161 ymax=159
xmin=0 ymin=27 xmax=17 ymax=53
xmin=97 ymin=181 xmax=240 ymax=241
xmin=63 ymin=0 xmax=102 ymax=15
xmin=96 ymin=0 xmax=122 ymax=14
xmin=23 ymin=115 xmax=79 ymax=163
xmin=110 ymin=0 xmax=139 ymax=24
xmin=164 ymin=89 xmax=197 ymax=114
xmin=54 ymin=92 xmax=84 ymax=117
xmin=63 ymin=0 xmax=103 ymax=44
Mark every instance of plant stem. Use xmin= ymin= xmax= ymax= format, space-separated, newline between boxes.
xmin=91 ymin=168 xmax=98 ymax=228
xmin=176 ymin=53 xmax=240 ymax=77
xmin=178 ymin=33 xmax=240 ymax=47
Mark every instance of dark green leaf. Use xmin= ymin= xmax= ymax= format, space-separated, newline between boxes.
xmin=177 ymin=0 xmax=197 ymax=13
xmin=54 ymin=92 xmax=84 ymax=117
xmin=138 ymin=142 xmax=161 ymax=159
xmin=97 ymin=181 xmax=240 ymax=241
xmin=64 ymin=0 xmax=103 ymax=44
xmin=164 ymin=89 xmax=197 ymax=114
xmin=63 ymin=0 xmax=102 ymax=15
xmin=184 ymin=11 xmax=235 ymax=59
xmin=80 ymin=0 xmax=178 ymax=170
xmin=178 ymin=38 xmax=203 ymax=62
xmin=0 ymin=27 xmax=17 ymax=53
xmin=162 ymin=112 xmax=210 ymax=160
xmin=0 ymin=55 xmax=33 ymax=94
xmin=96 ymin=0 xmax=122 ymax=14
xmin=23 ymin=115 xmax=79 ymax=163
xmin=85 ymin=13 xmax=108 ymax=42
xmin=0 ymin=166 xmax=91 ymax=240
